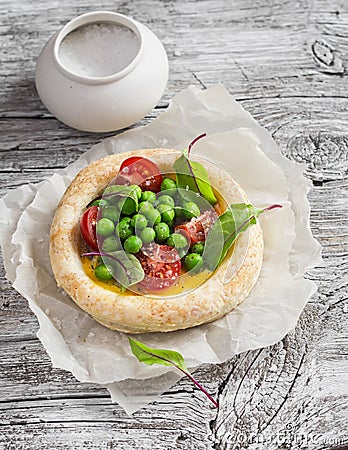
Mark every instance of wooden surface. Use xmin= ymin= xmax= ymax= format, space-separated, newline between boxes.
xmin=1 ymin=0 xmax=347 ymax=449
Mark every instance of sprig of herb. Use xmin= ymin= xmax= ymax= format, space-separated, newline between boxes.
xmin=128 ymin=337 xmax=218 ymax=408
xmin=173 ymin=134 xmax=217 ymax=206
xmin=205 ymin=203 xmax=283 ymax=270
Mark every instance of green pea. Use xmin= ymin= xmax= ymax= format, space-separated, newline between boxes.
xmin=156 ymin=194 xmax=175 ymax=208
xmin=116 ymin=217 xmax=133 ymax=240
xmin=91 ymin=198 xmax=108 ymax=207
xmin=138 ymin=201 xmax=154 ymax=215
xmin=120 ymin=197 xmax=137 ymax=216
xmin=157 ymin=204 xmax=175 ymax=223
xmin=161 ymin=178 xmax=177 ymax=192
xmin=131 ymin=214 xmax=148 ymax=231
xmin=95 ymin=263 xmax=114 ymax=281
xmin=124 ymin=235 xmax=142 ymax=253
xmin=183 ymin=201 xmax=200 ymax=219
xmin=143 ymin=208 xmax=161 ymax=226
xmin=102 ymin=236 xmax=122 ymax=252
xmin=140 ymin=227 xmax=156 ymax=244
xmin=89 ymin=199 xmax=102 ymax=207
xmin=101 ymin=205 xmax=120 ymax=222
xmin=191 ymin=242 xmax=204 ymax=255
xmin=154 ymin=222 xmax=170 ymax=243
xmin=96 ymin=218 xmax=115 ymax=236
xmin=130 ymin=185 xmax=142 ymax=200
xmin=184 ymin=253 xmax=203 ymax=272
xmin=140 ymin=191 xmax=156 ymax=204
xmin=120 ymin=216 xmax=132 ymax=225
xmin=174 ymin=206 xmax=185 ymax=219
xmin=167 ymin=232 xmax=189 ymax=249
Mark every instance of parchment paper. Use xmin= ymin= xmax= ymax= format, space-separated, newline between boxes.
xmin=0 ymin=84 xmax=321 ymax=414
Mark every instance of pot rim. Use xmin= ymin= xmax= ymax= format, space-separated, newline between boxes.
xmin=53 ymin=11 xmax=143 ymax=85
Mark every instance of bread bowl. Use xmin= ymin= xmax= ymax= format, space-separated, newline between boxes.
xmin=49 ymin=148 xmax=264 ymax=333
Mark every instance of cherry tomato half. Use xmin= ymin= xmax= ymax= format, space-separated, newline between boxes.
xmin=175 ymin=210 xmax=217 ymax=244
xmin=136 ymin=243 xmax=181 ymax=291
xmin=80 ymin=206 xmax=99 ymax=251
xmin=115 ymin=157 xmax=163 ymax=193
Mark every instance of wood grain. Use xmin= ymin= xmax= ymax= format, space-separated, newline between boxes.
xmin=0 ymin=0 xmax=347 ymax=448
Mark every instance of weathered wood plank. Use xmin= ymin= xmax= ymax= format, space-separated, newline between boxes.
xmin=0 ymin=306 xmax=347 ymax=449
xmin=0 ymin=96 xmax=347 ymax=182
xmin=0 ymin=0 xmax=347 ymax=117
xmin=211 ymin=308 xmax=348 ymax=449
xmin=0 ymin=112 xmax=160 ymax=171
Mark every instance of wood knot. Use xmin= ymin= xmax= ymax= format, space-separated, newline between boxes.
xmin=286 ymin=133 xmax=348 ymax=180
xmin=311 ymin=39 xmax=344 ymax=75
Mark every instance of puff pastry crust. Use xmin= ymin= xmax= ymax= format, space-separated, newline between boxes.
xmin=49 ymin=149 xmax=263 ymax=333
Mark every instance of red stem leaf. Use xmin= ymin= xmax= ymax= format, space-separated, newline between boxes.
xmin=140 ymin=347 xmax=219 ymax=408
xmin=188 ymin=133 xmax=207 ymax=155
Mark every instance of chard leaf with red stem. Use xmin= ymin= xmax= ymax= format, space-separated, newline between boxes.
xmin=205 ymin=203 xmax=283 ymax=270
xmin=128 ymin=337 xmax=219 ymax=408
xmin=173 ymin=133 xmax=217 ymax=206
xmin=82 ymin=251 xmax=144 ymax=287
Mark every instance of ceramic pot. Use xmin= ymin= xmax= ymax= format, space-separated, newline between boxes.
xmin=35 ymin=11 xmax=169 ymax=132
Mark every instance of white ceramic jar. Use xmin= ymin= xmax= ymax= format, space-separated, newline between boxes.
xmin=35 ymin=11 xmax=169 ymax=132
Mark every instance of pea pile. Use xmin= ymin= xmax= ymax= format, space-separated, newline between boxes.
xmin=91 ymin=177 xmax=205 ymax=281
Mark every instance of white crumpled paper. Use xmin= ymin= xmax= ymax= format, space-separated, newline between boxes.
xmin=0 ymin=85 xmax=321 ymax=414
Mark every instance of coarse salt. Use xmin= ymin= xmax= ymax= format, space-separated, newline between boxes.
xmin=58 ymin=22 xmax=140 ymax=78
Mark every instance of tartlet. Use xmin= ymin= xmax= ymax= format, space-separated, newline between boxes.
xmin=49 ymin=149 xmax=263 ymax=333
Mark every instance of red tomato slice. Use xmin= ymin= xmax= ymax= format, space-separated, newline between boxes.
xmin=80 ymin=206 xmax=99 ymax=251
xmin=115 ymin=156 xmax=163 ymax=193
xmin=175 ymin=210 xmax=218 ymax=244
xmin=136 ymin=244 xmax=181 ymax=291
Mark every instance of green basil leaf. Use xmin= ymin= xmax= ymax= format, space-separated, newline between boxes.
xmin=128 ymin=337 xmax=188 ymax=372
xmin=173 ymin=151 xmax=217 ymax=205
xmin=204 ymin=203 xmax=263 ymax=270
